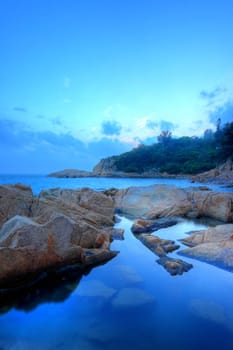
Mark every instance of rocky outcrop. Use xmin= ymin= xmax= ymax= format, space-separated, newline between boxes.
xmin=179 ymin=224 xmax=233 ymax=270
xmin=0 ymin=184 xmax=33 ymax=227
xmin=113 ymin=185 xmax=233 ymax=222
xmin=0 ymin=185 xmax=118 ymax=289
xmin=48 ymin=169 xmax=94 ymax=178
xmin=191 ymin=160 xmax=233 ymax=185
xmin=92 ymin=156 xmax=119 ymax=176
xmin=114 ymin=185 xmax=191 ymax=219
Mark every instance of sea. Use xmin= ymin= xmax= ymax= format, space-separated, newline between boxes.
xmin=0 ymin=175 xmax=233 ymax=350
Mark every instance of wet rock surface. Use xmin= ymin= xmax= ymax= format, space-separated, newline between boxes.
xmin=131 ymin=218 xmax=178 ymax=234
xmin=157 ymin=256 xmax=193 ymax=275
xmin=135 ymin=233 xmax=180 ymax=257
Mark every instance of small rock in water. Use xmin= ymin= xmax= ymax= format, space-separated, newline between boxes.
xmin=157 ymin=256 xmax=193 ymax=276
xmin=131 ymin=218 xmax=178 ymax=234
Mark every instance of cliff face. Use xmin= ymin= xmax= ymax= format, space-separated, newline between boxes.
xmin=92 ymin=156 xmax=118 ymax=175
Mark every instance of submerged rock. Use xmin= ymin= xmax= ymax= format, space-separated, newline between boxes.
xmin=112 ymin=287 xmax=155 ymax=307
xmin=157 ymin=256 xmax=193 ymax=275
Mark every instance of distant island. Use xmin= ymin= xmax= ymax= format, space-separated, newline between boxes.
xmin=48 ymin=121 xmax=233 ymax=184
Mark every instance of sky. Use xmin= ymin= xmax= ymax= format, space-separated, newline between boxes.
xmin=0 ymin=0 xmax=233 ymax=174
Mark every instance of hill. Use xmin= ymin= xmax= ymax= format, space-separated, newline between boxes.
xmin=93 ymin=122 xmax=233 ymax=176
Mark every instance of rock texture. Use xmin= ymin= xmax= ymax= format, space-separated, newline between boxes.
xmin=135 ymin=233 xmax=180 ymax=256
xmin=0 ymin=184 xmax=33 ymax=227
xmin=48 ymin=169 xmax=94 ymax=178
xmin=0 ymin=185 xmax=118 ymax=289
xmin=114 ymin=185 xmax=191 ymax=219
xmin=113 ymin=184 xmax=233 ymax=222
xmin=179 ymin=224 xmax=233 ymax=270
xmin=180 ymin=224 xmax=233 ymax=247
xmin=93 ymin=156 xmax=119 ymax=176
xmin=157 ymin=256 xmax=193 ymax=275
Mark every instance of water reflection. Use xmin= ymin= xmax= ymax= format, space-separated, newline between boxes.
xmin=0 ymin=266 xmax=88 ymax=315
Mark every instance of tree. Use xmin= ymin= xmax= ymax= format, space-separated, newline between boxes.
xmin=157 ymin=130 xmax=172 ymax=144
xmin=218 ymin=122 xmax=233 ymax=160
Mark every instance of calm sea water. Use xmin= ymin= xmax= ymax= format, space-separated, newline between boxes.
xmin=0 ymin=175 xmax=233 ymax=350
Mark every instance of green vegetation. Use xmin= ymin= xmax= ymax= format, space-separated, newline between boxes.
xmin=114 ymin=122 xmax=233 ymax=175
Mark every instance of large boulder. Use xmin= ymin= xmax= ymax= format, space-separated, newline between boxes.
xmin=180 ymin=224 xmax=233 ymax=270
xmin=0 ymin=186 xmax=118 ymax=289
xmin=113 ymin=185 xmax=233 ymax=222
xmin=114 ymin=185 xmax=191 ymax=219
xmin=0 ymin=184 xmax=33 ymax=227
xmin=31 ymin=187 xmax=115 ymax=228
xmin=190 ymin=191 xmax=233 ymax=222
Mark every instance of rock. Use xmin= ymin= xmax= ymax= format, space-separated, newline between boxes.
xmin=0 ymin=213 xmax=118 ymax=288
xmin=93 ymin=156 xmax=119 ymax=176
xmin=0 ymin=185 xmax=119 ymax=289
xmin=191 ymin=160 xmax=233 ymax=185
xmin=112 ymin=287 xmax=155 ymax=307
xmin=48 ymin=169 xmax=94 ymax=178
xmin=189 ymin=190 xmax=233 ymax=222
xmin=111 ymin=228 xmax=125 ymax=240
xmin=179 ymin=224 xmax=233 ymax=270
xmin=180 ymin=224 xmax=233 ymax=247
xmin=113 ymin=184 xmax=233 ymax=222
xmin=136 ymin=233 xmax=180 ymax=257
xmin=180 ymin=240 xmax=233 ymax=271
xmin=114 ymin=185 xmax=191 ymax=219
xmin=157 ymin=256 xmax=193 ymax=275
xmin=131 ymin=218 xmax=178 ymax=234
xmin=0 ymin=184 xmax=33 ymax=227
xmin=31 ymin=187 xmax=115 ymax=228
xmin=104 ymin=188 xmax=119 ymax=197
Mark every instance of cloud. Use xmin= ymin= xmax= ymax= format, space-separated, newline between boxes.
xmin=200 ymin=87 xmax=226 ymax=100
xmin=159 ymin=120 xmax=176 ymax=131
xmin=146 ymin=120 xmax=158 ymax=129
xmin=101 ymin=120 xmax=122 ymax=136
xmin=209 ymin=100 xmax=233 ymax=125
xmin=0 ymin=117 xmax=132 ymax=174
xmin=13 ymin=107 xmax=27 ymax=113
xmin=51 ymin=116 xmax=63 ymax=126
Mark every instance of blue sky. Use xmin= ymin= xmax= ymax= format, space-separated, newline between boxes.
xmin=1 ymin=0 xmax=233 ymax=173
